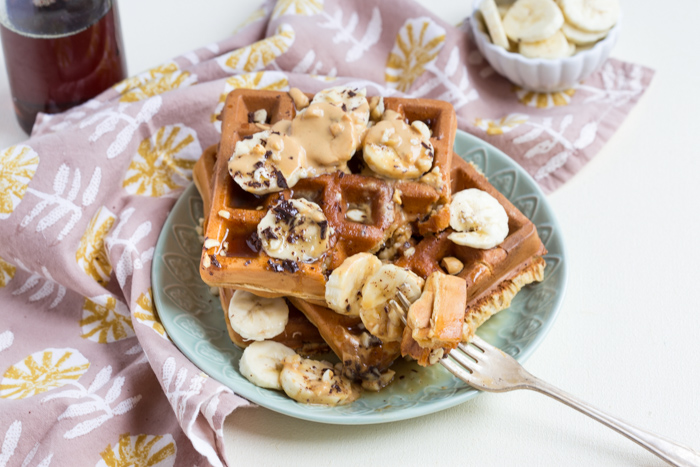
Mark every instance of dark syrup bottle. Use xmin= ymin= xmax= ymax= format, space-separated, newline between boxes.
xmin=0 ymin=0 xmax=127 ymax=133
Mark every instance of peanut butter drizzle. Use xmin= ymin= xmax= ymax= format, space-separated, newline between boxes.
xmin=364 ymin=110 xmax=427 ymax=165
xmin=227 ymin=130 xmax=306 ymax=189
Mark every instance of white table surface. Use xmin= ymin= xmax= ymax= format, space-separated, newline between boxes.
xmin=2 ymin=1 xmax=699 ymax=466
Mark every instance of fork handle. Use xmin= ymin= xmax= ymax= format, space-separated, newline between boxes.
xmin=525 ymin=377 xmax=700 ymax=467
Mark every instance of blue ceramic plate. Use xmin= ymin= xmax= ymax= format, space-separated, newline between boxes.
xmin=152 ymin=129 xmax=567 ymax=424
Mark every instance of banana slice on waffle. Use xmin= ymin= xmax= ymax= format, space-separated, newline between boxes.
xmin=363 ymin=110 xmax=434 ymax=180
xmin=257 ymin=198 xmax=332 ymax=262
xmin=448 ymin=188 xmax=509 ymax=249
xmin=310 ymin=86 xmax=370 ymax=140
xmin=228 ymin=290 xmax=289 ymax=341
xmin=239 ymin=340 xmax=296 ymax=390
xmin=228 ymin=130 xmax=307 ymax=195
xmin=503 ymin=0 xmax=564 ymax=43
xmin=280 ymin=354 xmax=359 ymax=406
xmin=360 ymin=264 xmax=424 ymax=342
xmin=325 ymin=252 xmax=382 ymax=316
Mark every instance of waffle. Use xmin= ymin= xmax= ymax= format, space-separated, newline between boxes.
xmin=193 ymin=136 xmax=546 ymax=382
xmin=199 ymin=89 xmax=456 ymax=304
xmin=194 ymin=145 xmax=330 ymax=356
xmin=396 ymin=156 xmax=547 ymax=341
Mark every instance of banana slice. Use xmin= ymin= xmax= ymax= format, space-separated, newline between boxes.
xmin=280 ymin=355 xmax=359 ymax=406
xmin=558 ymin=0 xmax=619 ymax=33
xmin=310 ymin=86 xmax=370 ymax=145
xmin=561 ymin=20 xmax=609 ymax=45
xmin=228 ymin=130 xmax=307 ymax=195
xmin=325 ymin=253 xmax=382 ymax=316
xmin=519 ymin=30 xmax=574 ymax=59
xmin=503 ymin=0 xmax=564 ymax=43
xmin=360 ymin=264 xmax=424 ymax=342
xmin=480 ymin=0 xmax=510 ymax=49
xmin=239 ymin=341 xmax=296 ymax=390
xmin=363 ymin=111 xmax=434 ymax=180
xmin=449 ymin=188 xmax=509 ymax=249
xmin=228 ymin=290 xmax=289 ymax=341
xmin=257 ymin=198 xmax=332 ymax=262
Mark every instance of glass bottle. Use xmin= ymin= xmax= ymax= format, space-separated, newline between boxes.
xmin=0 ymin=0 xmax=127 ymax=134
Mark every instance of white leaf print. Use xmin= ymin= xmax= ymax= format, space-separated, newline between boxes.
xmin=87 ymin=366 xmax=112 ymax=394
xmin=161 ymin=357 xmax=206 ymax=424
xmin=574 ymin=121 xmax=597 ymax=149
xmin=0 ymin=421 xmax=21 ymax=467
xmin=318 ymin=6 xmax=382 ymax=63
xmin=20 ymin=442 xmax=53 ymax=467
xmin=80 ymin=96 xmax=163 ymax=160
xmin=535 ymin=150 xmax=570 ymax=181
xmin=63 ymin=414 xmax=111 ymax=440
xmin=444 ymin=47 xmax=460 ymax=77
xmin=0 ymin=331 xmax=13 ymax=353
xmin=58 ymin=400 xmax=101 ymax=419
xmin=105 ymin=207 xmax=155 ymax=288
xmin=513 ymin=127 xmax=545 ymax=144
xmin=559 ymin=114 xmax=573 ymax=133
xmin=523 ymin=139 xmax=557 ymax=159
xmin=11 ymin=263 xmax=66 ymax=309
xmin=19 ymin=165 xmax=101 ymax=243
xmin=42 ymin=365 xmax=141 ymax=439
xmin=104 ymin=376 xmax=124 ymax=404
xmin=112 ymin=395 xmax=141 ymax=415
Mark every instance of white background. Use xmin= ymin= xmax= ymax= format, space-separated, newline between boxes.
xmin=2 ymin=1 xmax=700 ymax=466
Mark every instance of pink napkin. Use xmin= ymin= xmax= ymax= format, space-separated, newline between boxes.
xmin=0 ymin=0 xmax=653 ymax=465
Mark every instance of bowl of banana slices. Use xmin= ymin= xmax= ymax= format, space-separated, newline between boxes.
xmin=470 ymin=0 xmax=620 ymax=92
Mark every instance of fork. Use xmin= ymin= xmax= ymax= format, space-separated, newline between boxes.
xmin=392 ymin=292 xmax=700 ymax=467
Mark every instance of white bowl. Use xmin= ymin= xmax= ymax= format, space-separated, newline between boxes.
xmin=469 ymin=0 xmax=620 ymax=93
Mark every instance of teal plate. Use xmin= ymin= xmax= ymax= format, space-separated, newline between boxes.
xmin=152 ymin=129 xmax=567 ymax=425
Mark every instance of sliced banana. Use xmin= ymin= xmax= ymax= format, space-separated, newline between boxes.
xmin=448 ymin=188 xmax=509 ymax=249
xmin=325 ymin=253 xmax=382 ymax=316
xmin=310 ymin=86 xmax=370 ymax=145
xmin=558 ymin=0 xmax=618 ymax=33
xmin=363 ymin=110 xmax=434 ymax=180
xmin=503 ymin=0 xmax=564 ymax=43
xmin=229 ymin=290 xmax=289 ymax=341
xmin=257 ymin=198 xmax=332 ymax=262
xmin=480 ymin=0 xmax=510 ymax=50
xmin=519 ymin=30 xmax=574 ymax=59
xmin=280 ymin=355 xmax=359 ymax=406
xmin=360 ymin=264 xmax=424 ymax=342
xmin=228 ymin=130 xmax=307 ymax=195
xmin=239 ymin=341 xmax=296 ymax=390
xmin=561 ymin=20 xmax=609 ymax=45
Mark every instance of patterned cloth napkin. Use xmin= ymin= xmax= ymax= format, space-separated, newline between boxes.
xmin=0 ymin=0 xmax=653 ymax=465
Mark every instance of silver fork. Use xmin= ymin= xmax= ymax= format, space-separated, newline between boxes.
xmin=392 ymin=292 xmax=700 ymax=467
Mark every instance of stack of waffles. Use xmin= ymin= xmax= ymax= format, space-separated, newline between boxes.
xmin=193 ymin=87 xmax=546 ymax=404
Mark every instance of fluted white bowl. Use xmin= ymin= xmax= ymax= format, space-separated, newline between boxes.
xmin=470 ymin=0 xmax=620 ymax=92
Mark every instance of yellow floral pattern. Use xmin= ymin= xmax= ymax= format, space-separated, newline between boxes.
xmin=80 ymin=295 xmax=135 ymax=344
xmin=123 ymin=125 xmax=202 ymax=197
xmin=217 ymin=24 xmax=295 ymax=73
xmin=97 ymin=433 xmax=176 ymax=467
xmin=272 ymin=0 xmax=324 ymax=19
xmin=133 ymin=289 xmax=168 ymax=340
xmin=515 ymin=86 xmax=576 ymax=109
xmin=0 ymin=348 xmax=89 ymax=399
xmin=0 ymin=256 xmax=15 ymax=288
xmin=211 ymin=71 xmax=289 ymax=132
xmin=76 ymin=207 xmax=116 ymax=285
xmin=385 ymin=17 xmax=445 ymax=92
xmin=0 ymin=145 xmax=39 ymax=220
xmin=475 ymin=113 xmax=529 ymax=135
xmin=113 ymin=62 xmax=197 ymax=103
